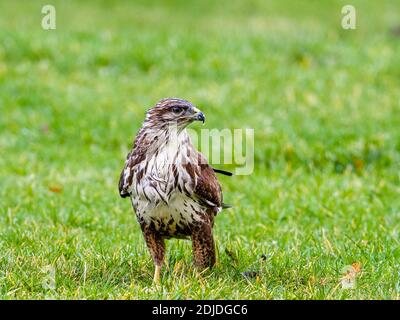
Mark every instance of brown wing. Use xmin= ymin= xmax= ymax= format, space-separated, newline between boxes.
xmin=118 ymin=152 xmax=134 ymax=198
xmin=194 ymin=153 xmax=222 ymax=208
xmin=118 ymin=128 xmax=146 ymax=198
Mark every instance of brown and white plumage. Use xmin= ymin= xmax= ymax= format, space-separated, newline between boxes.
xmin=118 ymin=98 xmax=229 ymax=282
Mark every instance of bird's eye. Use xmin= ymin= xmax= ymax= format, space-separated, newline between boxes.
xmin=172 ymin=106 xmax=182 ymax=114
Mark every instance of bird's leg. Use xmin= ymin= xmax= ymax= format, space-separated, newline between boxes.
xmin=143 ymin=228 xmax=165 ymax=284
xmin=154 ymin=265 xmax=162 ymax=284
xmin=191 ymin=220 xmax=216 ymax=269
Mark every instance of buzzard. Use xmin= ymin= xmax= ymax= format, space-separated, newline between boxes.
xmin=118 ymin=98 xmax=231 ymax=283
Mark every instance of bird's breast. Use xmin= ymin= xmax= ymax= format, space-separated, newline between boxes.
xmin=131 ymin=136 xmax=203 ymax=236
xmin=135 ymin=191 xmax=205 ymax=237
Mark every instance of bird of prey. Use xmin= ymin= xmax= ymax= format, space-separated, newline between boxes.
xmin=118 ymin=98 xmax=231 ymax=283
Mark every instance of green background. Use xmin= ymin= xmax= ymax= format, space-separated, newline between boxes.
xmin=1 ymin=0 xmax=400 ymax=299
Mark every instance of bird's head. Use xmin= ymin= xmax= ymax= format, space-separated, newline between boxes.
xmin=145 ymin=98 xmax=205 ymax=130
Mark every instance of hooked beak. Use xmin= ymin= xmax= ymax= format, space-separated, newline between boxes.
xmin=192 ymin=107 xmax=205 ymax=124
xmin=196 ymin=112 xmax=205 ymax=124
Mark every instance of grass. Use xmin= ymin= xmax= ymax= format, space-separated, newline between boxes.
xmin=1 ymin=0 xmax=400 ymax=299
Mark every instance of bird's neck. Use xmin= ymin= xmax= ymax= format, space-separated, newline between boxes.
xmin=142 ymin=124 xmax=191 ymax=156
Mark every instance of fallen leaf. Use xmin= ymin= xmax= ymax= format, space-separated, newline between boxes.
xmin=49 ymin=186 xmax=62 ymax=193
xmin=340 ymin=262 xmax=361 ymax=289
xmin=354 ymin=159 xmax=364 ymax=171
xmin=351 ymin=262 xmax=362 ymax=273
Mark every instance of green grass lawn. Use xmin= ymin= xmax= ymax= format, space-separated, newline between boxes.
xmin=1 ymin=0 xmax=400 ymax=299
